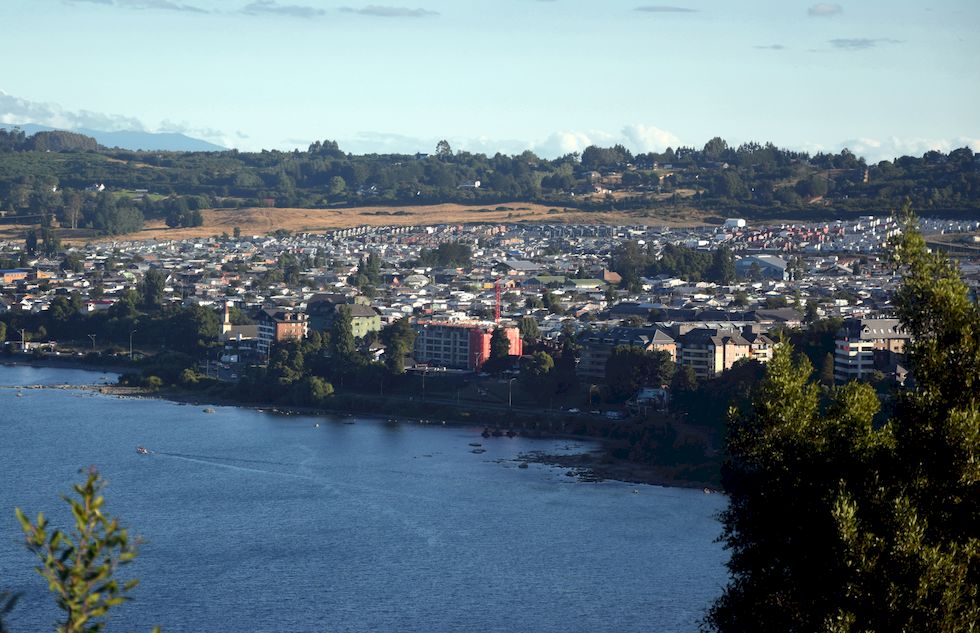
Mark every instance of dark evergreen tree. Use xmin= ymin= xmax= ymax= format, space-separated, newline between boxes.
xmin=708 ymin=204 xmax=980 ymax=632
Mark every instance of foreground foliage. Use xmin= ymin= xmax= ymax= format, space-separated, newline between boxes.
xmin=15 ymin=469 xmax=159 ymax=633
xmin=707 ymin=204 xmax=980 ymax=631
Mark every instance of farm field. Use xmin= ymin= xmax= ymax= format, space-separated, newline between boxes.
xmin=0 ymin=202 xmax=714 ymax=244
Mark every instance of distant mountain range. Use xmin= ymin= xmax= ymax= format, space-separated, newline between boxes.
xmin=0 ymin=123 xmax=225 ymax=152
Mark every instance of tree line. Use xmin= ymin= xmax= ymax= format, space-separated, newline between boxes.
xmin=1 ymin=131 xmax=977 ymax=235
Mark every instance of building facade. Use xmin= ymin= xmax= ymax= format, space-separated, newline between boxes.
xmin=414 ymin=321 xmax=523 ymax=370
xmin=677 ymin=328 xmax=753 ymax=379
xmin=578 ymin=327 xmax=677 ymax=380
xmin=256 ymin=308 xmax=308 ymax=356
xmin=834 ymin=317 xmax=909 ymax=382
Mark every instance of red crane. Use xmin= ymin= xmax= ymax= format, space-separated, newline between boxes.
xmin=494 ymin=279 xmax=502 ymax=323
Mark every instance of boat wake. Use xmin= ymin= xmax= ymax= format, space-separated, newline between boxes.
xmin=154 ymin=451 xmax=297 ymax=468
xmin=152 ymin=452 xmax=308 ymax=480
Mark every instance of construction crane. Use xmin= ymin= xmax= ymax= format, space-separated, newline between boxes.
xmin=494 ymin=279 xmax=502 ymax=323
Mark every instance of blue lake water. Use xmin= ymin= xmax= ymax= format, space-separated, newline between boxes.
xmin=0 ymin=364 xmax=728 ymax=632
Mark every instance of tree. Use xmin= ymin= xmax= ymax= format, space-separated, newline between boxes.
xmin=764 ymin=296 xmax=788 ymax=309
xmin=518 ymin=316 xmax=540 ymax=342
xmin=708 ymin=204 xmax=980 ymax=631
xmin=520 ymin=351 xmax=554 ymax=394
xmin=232 ymin=226 xmax=241 ymax=239
xmin=16 ymin=468 xmax=159 ymax=633
xmin=553 ymin=339 xmax=579 ymax=394
xmin=0 ymin=321 xmax=6 ymax=345
xmin=380 ymin=317 xmax=415 ymax=375
xmin=141 ymin=268 xmax=166 ymax=309
xmin=484 ymin=327 xmax=511 ymax=373
xmin=820 ymin=352 xmax=835 ymax=387
xmin=61 ymin=252 xmax=84 ymax=274
xmin=170 ymin=305 xmax=219 ymax=353
xmin=25 ymin=229 xmax=37 ymax=256
xmin=330 ymin=304 xmax=355 ymax=362
xmin=804 ymin=300 xmax=819 ymax=324
xmin=671 ymin=365 xmax=698 ymax=393
xmin=328 ymin=176 xmax=347 ymax=197
xmin=605 ymin=346 xmax=674 ymax=399
xmin=292 ymin=375 xmax=333 ymax=406
xmin=708 ymin=247 xmax=736 ymax=284
xmin=63 ymin=191 xmax=82 ymax=230
xmin=435 ymin=140 xmax=453 ymax=158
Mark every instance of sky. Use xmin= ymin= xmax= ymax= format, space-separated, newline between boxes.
xmin=0 ymin=0 xmax=978 ymax=161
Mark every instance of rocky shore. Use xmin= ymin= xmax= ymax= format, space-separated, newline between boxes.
xmin=517 ymin=450 xmax=721 ymax=491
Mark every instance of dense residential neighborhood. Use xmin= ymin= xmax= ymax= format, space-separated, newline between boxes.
xmin=2 ymin=215 xmax=977 ymax=403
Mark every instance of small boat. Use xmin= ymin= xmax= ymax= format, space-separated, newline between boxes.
xmin=314 ymin=423 xmax=320 ymax=428
xmin=203 ymin=408 xmax=215 ymax=414
xmin=518 ymin=462 xmax=529 ymax=469
xmin=470 ymin=448 xmax=486 ymax=454
xmin=136 ymin=446 xmax=150 ymax=455
xmin=468 ymin=442 xmax=482 ymax=447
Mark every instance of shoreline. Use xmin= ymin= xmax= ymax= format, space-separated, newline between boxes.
xmin=1 ymin=357 xmax=721 ymax=492
xmin=1 ymin=355 xmax=133 ymax=376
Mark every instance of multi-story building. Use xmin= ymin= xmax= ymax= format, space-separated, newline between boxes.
xmin=677 ymin=328 xmax=752 ymax=379
xmin=414 ymin=321 xmax=523 ymax=370
xmin=307 ymin=293 xmax=381 ymax=339
xmin=256 ymin=308 xmax=308 ymax=356
xmin=743 ymin=330 xmax=777 ymax=364
xmin=834 ymin=318 xmax=909 ymax=382
xmin=578 ymin=327 xmax=677 ymax=380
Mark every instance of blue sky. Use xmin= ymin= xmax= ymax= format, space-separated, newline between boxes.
xmin=1 ymin=0 xmax=978 ymax=161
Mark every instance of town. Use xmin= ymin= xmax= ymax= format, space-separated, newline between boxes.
xmin=3 ymin=213 xmax=978 ymax=423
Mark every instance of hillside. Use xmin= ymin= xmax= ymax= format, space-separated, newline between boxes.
xmin=0 ymin=130 xmax=976 ymax=239
xmin=0 ymin=123 xmax=224 ymax=152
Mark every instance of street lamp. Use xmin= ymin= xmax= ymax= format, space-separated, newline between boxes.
xmin=508 ymin=377 xmax=517 ymax=407
xmin=87 ymin=334 xmax=96 ymax=351
xmin=129 ymin=329 xmax=137 ymax=361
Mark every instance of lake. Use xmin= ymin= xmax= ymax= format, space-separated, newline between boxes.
xmin=0 ymin=364 xmax=728 ymax=632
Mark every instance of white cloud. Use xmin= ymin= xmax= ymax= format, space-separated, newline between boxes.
xmin=64 ymin=0 xmax=208 ymax=12
xmin=0 ymin=90 xmax=147 ymax=131
xmin=241 ymin=1 xmax=325 ymax=18
xmin=532 ymin=131 xmax=604 ymax=157
xmin=634 ymin=5 xmax=698 ymax=13
xmin=828 ymin=37 xmax=901 ymax=50
xmin=839 ymin=136 xmax=980 ymax=162
xmin=0 ymin=89 xmax=237 ymax=146
xmin=339 ymin=5 xmax=439 ymax=18
xmin=621 ymin=124 xmax=681 ymax=153
xmin=332 ymin=125 xmax=682 ymax=158
xmin=808 ymin=3 xmax=842 ymax=17
xmin=530 ymin=125 xmax=680 ymax=157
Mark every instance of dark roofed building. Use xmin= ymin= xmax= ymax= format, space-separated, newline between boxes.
xmin=579 ymin=326 xmax=676 ymax=380
xmin=307 ymin=294 xmax=381 ymax=339
xmin=834 ymin=317 xmax=910 ymax=382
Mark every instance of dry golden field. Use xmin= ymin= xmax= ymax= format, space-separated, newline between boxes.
xmin=0 ymin=201 xmax=714 ymax=245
